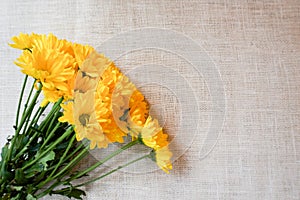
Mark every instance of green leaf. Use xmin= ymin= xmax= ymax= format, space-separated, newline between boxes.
xmin=24 ymin=151 xmax=55 ymax=178
xmin=55 ymin=141 xmax=69 ymax=150
xmin=26 ymin=194 xmax=37 ymax=200
xmin=38 ymin=151 xmax=55 ymax=170
xmin=1 ymin=144 xmax=8 ymax=161
xmin=11 ymin=194 xmax=21 ymax=200
xmin=0 ymin=144 xmax=9 ymax=177
xmin=24 ymin=163 xmax=43 ymax=178
xmin=12 ymin=186 xmax=23 ymax=191
xmin=15 ymin=168 xmax=27 ymax=185
xmin=52 ymin=187 xmax=86 ymax=199
xmin=28 ymin=143 xmax=41 ymax=153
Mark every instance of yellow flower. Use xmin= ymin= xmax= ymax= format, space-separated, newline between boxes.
xmin=80 ymin=51 xmax=112 ymax=78
xmin=94 ymin=76 xmax=128 ymax=145
xmin=58 ymin=101 xmax=74 ymax=125
xmin=112 ymin=75 xmax=149 ymax=131
xmin=138 ymin=116 xmax=169 ymax=150
xmin=9 ymin=32 xmax=41 ymax=50
xmin=111 ymin=75 xmax=137 ymax=131
xmin=93 ymin=62 xmax=150 ymax=146
xmin=73 ymin=43 xmax=95 ymax=68
xmin=59 ymin=51 xmax=165 ymax=151
xmin=88 ymin=60 xmax=150 ymax=148
xmin=129 ymin=90 xmax=149 ymax=127
xmin=73 ymin=90 xmax=104 ymax=148
xmin=150 ymin=146 xmax=173 ymax=174
xmin=65 ymin=72 xmax=77 ymax=100
xmin=15 ymin=45 xmax=75 ymax=104
xmin=33 ymin=33 xmax=73 ymax=56
xmin=42 ymin=87 xmax=65 ymax=105
xmin=74 ymin=71 xmax=98 ymax=93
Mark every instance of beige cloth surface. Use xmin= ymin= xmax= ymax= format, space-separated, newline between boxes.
xmin=0 ymin=0 xmax=299 ymax=199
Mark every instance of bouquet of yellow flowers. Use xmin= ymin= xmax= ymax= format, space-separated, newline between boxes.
xmin=0 ymin=33 xmax=172 ymax=199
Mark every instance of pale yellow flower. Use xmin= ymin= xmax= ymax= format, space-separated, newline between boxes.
xmin=74 ymin=71 xmax=98 ymax=93
xmin=73 ymin=90 xmax=103 ymax=146
xmin=138 ymin=116 xmax=169 ymax=150
xmin=150 ymin=146 xmax=173 ymax=174
xmin=79 ymin=51 xmax=111 ymax=78
xmin=111 ymin=75 xmax=137 ymax=132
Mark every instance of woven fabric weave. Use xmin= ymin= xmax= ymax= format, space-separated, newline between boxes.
xmin=0 ymin=1 xmax=299 ymax=199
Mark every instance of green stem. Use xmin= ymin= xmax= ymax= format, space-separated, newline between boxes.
xmin=45 ymin=108 xmax=61 ymax=136
xmin=16 ymin=84 xmax=42 ymax=135
xmin=39 ymin=122 xmax=61 ymax=151
xmin=21 ymin=79 xmax=36 ymax=120
xmin=35 ymin=147 xmax=89 ymax=198
xmin=21 ymin=102 xmax=37 ymax=136
xmin=23 ymin=103 xmax=48 ymax=136
xmin=35 ymin=134 xmax=78 ymax=189
xmin=22 ymin=127 xmax=73 ymax=170
xmin=22 ymin=106 xmax=42 ymax=135
xmin=75 ymin=154 xmax=150 ymax=188
xmin=45 ymin=141 xmax=87 ymax=173
xmin=36 ymin=140 xmax=140 ymax=198
xmin=12 ymin=130 xmax=40 ymax=161
xmin=36 ymin=181 xmax=61 ymax=199
xmin=62 ymin=143 xmax=85 ymax=162
xmin=38 ymin=98 xmax=63 ymax=133
xmin=67 ymin=139 xmax=139 ymax=182
xmin=15 ymin=75 xmax=28 ymax=132
xmin=15 ymin=103 xmax=48 ymax=161
xmin=51 ymin=145 xmax=89 ymax=180
xmin=7 ymin=84 xmax=42 ymax=162
xmin=49 ymin=134 xmax=76 ymax=178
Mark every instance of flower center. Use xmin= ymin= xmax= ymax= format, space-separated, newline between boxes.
xmin=79 ymin=114 xmax=90 ymax=126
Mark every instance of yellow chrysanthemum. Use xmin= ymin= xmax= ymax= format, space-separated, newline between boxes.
xmin=32 ymin=33 xmax=71 ymax=54
xmin=15 ymin=47 xmax=75 ymax=104
xmin=9 ymin=32 xmax=41 ymax=50
xmin=79 ymin=51 xmax=111 ymax=78
xmin=93 ymin=62 xmax=151 ymax=147
xmin=150 ymin=146 xmax=173 ymax=174
xmin=73 ymin=91 xmax=103 ymax=147
xmin=138 ymin=116 xmax=169 ymax=150
xmin=58 ymin=101 xmax=74 ymax=125
xmin=111 ymin=76 xmax=137 ymax=131
xmin=74 ymin=71 xmax=97 ymax=93
xmin=60 ymin=51 xmax=169 ymax=152
xmin=129 ymin=90 xmax=149 ymax=127
xmin=73 ymin=43 xmax=95 ymax=68
xmin=94 ymin=67 xmax=127 ymax=145
xmin=65 ymin=72 xmax=77 ymax=100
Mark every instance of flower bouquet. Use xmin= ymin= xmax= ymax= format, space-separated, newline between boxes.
xmin=0 ymin=33 xmax=172 ymax=199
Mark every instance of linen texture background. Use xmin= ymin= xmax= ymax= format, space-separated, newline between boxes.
xmin=0 ymin=0 xmax=299 ymax=199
